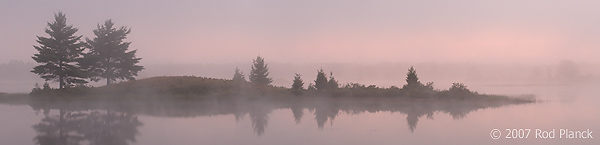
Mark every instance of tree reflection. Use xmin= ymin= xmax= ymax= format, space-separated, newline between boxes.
xmin=248 ymin=106 xmax=270 ymax=136
xmin=26 ymin=95 xmax=531 ymax=137
xmin=33 ymin=109 xmax=142 ymax=145
xmin=33 ymin=110 xmax=85 ymax=145
xmin=314 ymin=105 xmax=339 ymax=129
xmin=290 ymin=105 xmax=303 ymax=124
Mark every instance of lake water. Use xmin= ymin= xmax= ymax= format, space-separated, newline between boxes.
xmin=0 ymin=84 xmax=598 ymax=145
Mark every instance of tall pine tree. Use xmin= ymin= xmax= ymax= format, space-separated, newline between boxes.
xmin=32 ymin=12 xmax=87 ymax=89
xmin=403 ymin=66 xmax=421 ymax=90
xmin=81 ymin=20 xmax=143 ymax=85
xmin=327 ymin=72 xmax=339 ymax=89
xmin=249 ymin=56 xmax=272 ymax=85
xmin=291 ymin=73 xmax=304 ymax=90
xmin=291 ymin=73 xmax=304 ymax=95
xmin=314 ymin=68 xmax=328 ymax=91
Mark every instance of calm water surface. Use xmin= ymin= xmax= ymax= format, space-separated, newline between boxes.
xmin=1 ymin=84 xmax=598 ymax=145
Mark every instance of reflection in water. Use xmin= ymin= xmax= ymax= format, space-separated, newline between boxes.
xmin=290 ymin=105 xmax=303 ymax=124
xmin=314 ymin=104 xmax=339 ymax=129
xmin=27 ymin=96 xmax=529 ymax=137
xmin=33 ymin=109 xmax=142 ymax=145
xmin=248 ymin=105 xmax=271 ymax=136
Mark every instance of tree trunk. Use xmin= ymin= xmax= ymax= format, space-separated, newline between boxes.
xmin=59 ymin=77 xmax=64 ymax=89
xmin=59 ymin=61 xmax=64 ymax=89
xmin=106 ymin=62 xmax=112 ymax=85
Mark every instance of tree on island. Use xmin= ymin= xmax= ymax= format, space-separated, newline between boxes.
xmin=314 ymin=68 xmax=328 ymax=91
xmin=291 ymin=73 xmax=304 ymax=95
xmin=403 ymin=66 xmax=420 ymax=90
xmin=327 ymin=72 xmax=339 ymax=89
xmin=307 ymin=82 xmax=316 ymax=91
xmin=233 ymin=67 xmax=246 ymax=82
xmin=31 ymin=12 xmax=87 ymax=89
xmin=249 ymin=56 xmax=272 ymax=85
xmin=403 ymin=66 xmax=434 ymax=91
xmin=81 ymin=20 xmax=143 ymax=85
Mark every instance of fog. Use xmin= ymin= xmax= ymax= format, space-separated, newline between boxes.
xmin=1 ymin=0 xmax=600 ymax=92
xmin=2 ymin=2 xmax=600 ymax=144
xmin=2 ymin=60 xmax=599 ymax=93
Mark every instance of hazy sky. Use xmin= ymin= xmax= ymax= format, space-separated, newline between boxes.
xmin=2 ymin=0 xmax=600 ymax=64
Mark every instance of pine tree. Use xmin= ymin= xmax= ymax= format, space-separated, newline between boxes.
xmin=327 ymin=72 xmax=339 ymax=89
xmin=31 ymin=12 xmax=87 ymax=89
xmin=307 ymin=83 xmax=316 ymax=91
xmin=403 ymin=66 xmax=421 ymax=90
xmin=249 ymin=56 xmax=272 ymax=85
xmin=233 ymin=67 xmax=246 ymax=82
xmin=291 ymin=73 xmax=304 ymax=91
xmin=81 ymin=20 xmax=143 ymax=85
xmin=314 ymin=68 xmax=328 ymax=91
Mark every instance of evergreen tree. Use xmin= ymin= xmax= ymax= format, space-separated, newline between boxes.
xmin=249 ymin=56 xmax=272 ymax=85
xmin=314 ymin=68 xmax=328 ymax=91
xmin=81 ymin=20 xmax=143 ymax=85
xmin=291 ymin=73 xmax=304 ymax=93
xmin=233 ymin=67 xmax=246 ymax=82
xmin=307 ymin=83 xmax=316 ymax=91
xmin=403 ymin=66 xmax=421 ymax=90
xmin=327 ymin=72 xmax=339 ymax=89
xmin=31 ymin=12 xmax=87 ymax=89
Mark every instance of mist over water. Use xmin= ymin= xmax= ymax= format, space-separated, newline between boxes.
xmin=0 ymin=83 xmax=598 ymax=145
xmin=1 ymin=0 xmax=600 ymax=144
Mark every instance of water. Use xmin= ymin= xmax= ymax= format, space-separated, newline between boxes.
xmin=0 ymin=84 xmax=598 ymax=145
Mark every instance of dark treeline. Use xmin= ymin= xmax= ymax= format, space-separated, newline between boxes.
xmin=29 ymin=53 xmax=526 ymax=101
xmin=222 ymin=55 xmax=496 ymax=99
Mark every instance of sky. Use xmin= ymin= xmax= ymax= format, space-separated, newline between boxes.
xmin=1 ymin=0 xmax=600 ymax=65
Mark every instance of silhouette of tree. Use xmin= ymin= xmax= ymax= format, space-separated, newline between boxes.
xmin=232 ymin=67 xmax=246 ymax=82
xmin=31 ymin=12 xmax=87 ymax=89
xmin=291 ymin=73 xmax=304 ymax=95
xmin=327 ymin=72 xmax=339 ymax=89
xmin=249 ymin=56 xmax=272 ymax=85
xmin=81 ymin=20 xmax=143 ymax=85
xmin=307 ymin=82 xmax=316 ymax=91
xmin=449 ymin=83 xmax=469 ymax=93
xmin=314 ymin=68 xmax=328 ymax=91
xmin=403 ymin=66 xmax=421 ymax=90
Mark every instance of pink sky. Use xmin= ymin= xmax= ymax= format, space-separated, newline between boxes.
xmin=1 ymin=0 xmax=600 ymax=64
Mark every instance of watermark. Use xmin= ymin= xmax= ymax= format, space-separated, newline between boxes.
xmin=490 ymin=128 xmax=593 ymax=140
xmin=490 ymin=129 xmax=502 ymax=139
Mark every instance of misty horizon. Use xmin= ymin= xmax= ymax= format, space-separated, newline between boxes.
xmin=1 ymin=1 xmax=600 ymax=144
xmin=2 ymin=1 xmax=600 ymax=65
xmin=2 ymin=59 xmax=598 ymax=93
